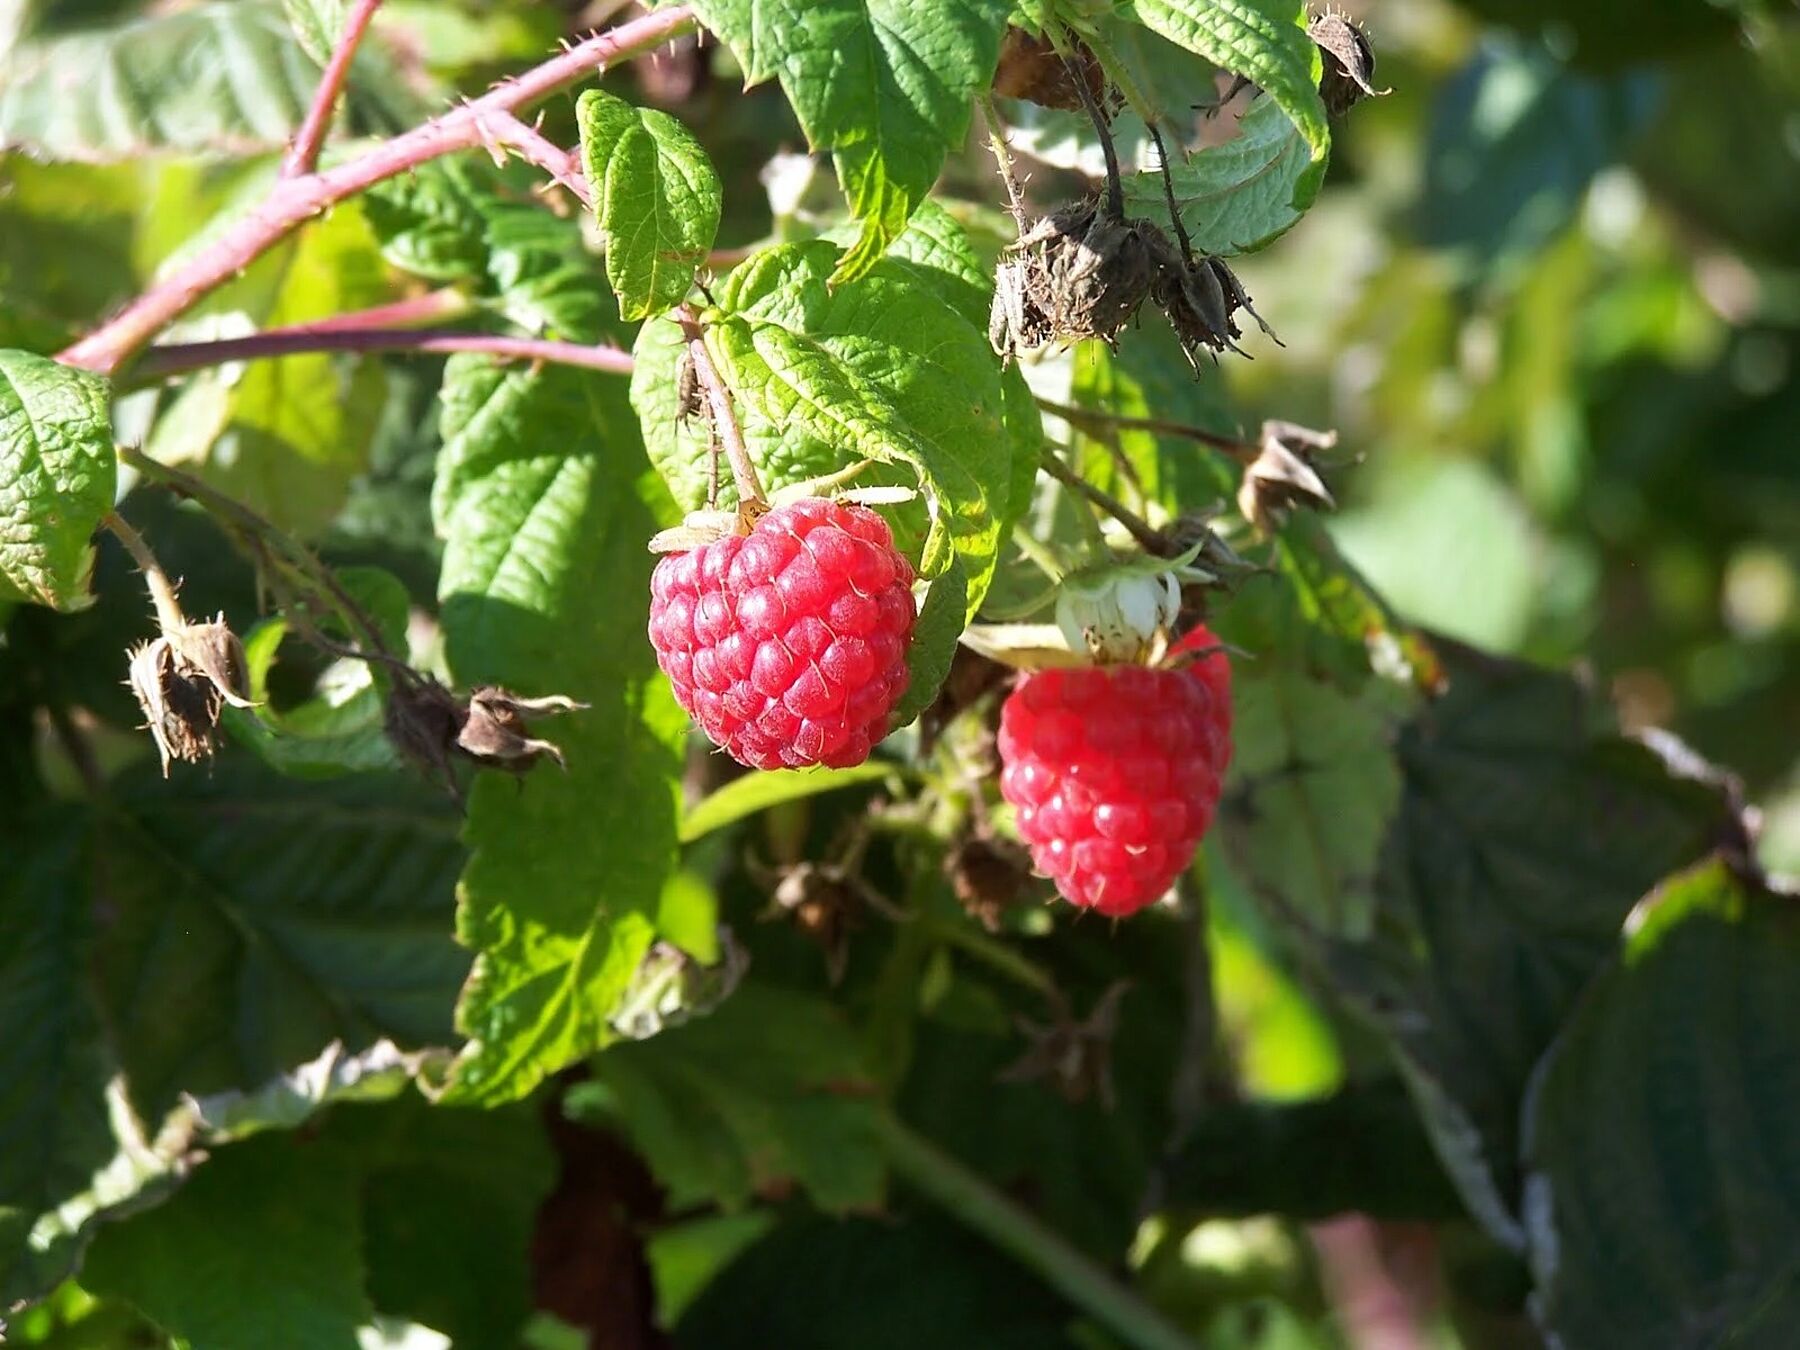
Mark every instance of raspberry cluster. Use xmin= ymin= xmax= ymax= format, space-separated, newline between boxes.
xmin=998 ymin=629 xmax=1232 ymax=916
xmin=649 ymin=498 xmax=915 ymax=770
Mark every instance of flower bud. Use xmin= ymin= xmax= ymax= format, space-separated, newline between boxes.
xmin=1056 ymin=561 xmax=1183 ymax=664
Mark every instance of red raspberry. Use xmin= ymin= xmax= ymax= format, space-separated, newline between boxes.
xmin=997 ymin=629 xmax=1231 ymax=917
xmin=648 ymin=498 xmax=915 ymax=770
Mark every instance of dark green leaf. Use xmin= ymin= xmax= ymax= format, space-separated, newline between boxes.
xmin=686 ymin=0 xmax=1011 ymax=281
xmin=83 ymin=1133 xmax=371 ymax=1350
xmin=433 ymin=354 xmax=685 ymax=1106
xmin=0 ymin=348 xmax=114 ymax=611
xmin=1325 ymin=644 xmax=1747 ymax=1245
xmin=1220 ymin=670 xmax=1402 ymax=936
xmin=572 ymin=984 xmax=884 ymax=1212
xmin=1522 ymin=858 xmax=1800 ymax=1347
xmin=676 ymin=1211 xmax=1084 ymax=1349
xmin=93 ymin=760 xmax=468 ymax=1122
xmin=576 ymin=88 xmax=721 ymax=321
xmin=0 ymin=811 xmax=114 ymax=1305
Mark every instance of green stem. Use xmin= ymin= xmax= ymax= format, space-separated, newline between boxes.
xmin=927 ymin=916 xmax=1056 ymax=997
xmin=875 ymin=1114 xmax=1198 ymax=1350
xmin=1010 ymin=523 xmax=1067 ymax=584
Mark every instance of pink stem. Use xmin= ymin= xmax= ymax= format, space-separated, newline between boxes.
xmin=133 ymin=328 xmax=635 ymax=380
xmin=263 ymin=288 xmax=471 ymax=334
xmin=480 ymin=110 xmax=595 ymax=210
xmin=58 ymin=5 xmax=695 ymax=377
xmin=281 ymin=0 xmax=385 ymax=179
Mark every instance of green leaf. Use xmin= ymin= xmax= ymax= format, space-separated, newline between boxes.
xmin=1324 ymin=644 xmax=1746 ymax=1246
xmin=571 ymin=984 xmax=885 ymax=1212
xmin=1120 ymin=95 xmax=1322 ymax=254
xmin=0 ymin=348 xmax=114 ymax=611
xmin=1220 ymin=670 xmax=1402 ymax=936
xmin=223 ymin=565 xmax=409 ymax=778
xmin=0 ymin=2 xmax=327 ymax=163
xmin=681 ymin=761 xmax=900 ymax=844
xmin=575 ymin=88 xmax=721 ymax=321
xmin=433 ymin=354 xmax=685 ymax=1106
xmin=282 ymin=0 xmax=350 ymax=65
xmin=333 ymin=1095 xmax=555 ymax=1350
xmin=84 ymin=1132 xmax=372 ymax=1350
xmin=93 ymin=760 xmax=468 ymax=1122
xmin=676 ymin=1212 xmax=1085 ymax=1349
xmin=687 ymin=0 xmax=1011 ymax=281
xmin=1522 ymin=858 xmax=1800 ymax=1346
xmin=0 ymin=810 xmax=114 ymax=1304
xmin=1118 ymin=0 xmax=1329 ymax=237
xmin=146 ymin=204 xmax=392 ymax=536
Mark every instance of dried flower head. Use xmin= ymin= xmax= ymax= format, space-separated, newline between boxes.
xmin=1237 ymin=420 xmax=1341 ymax=534
xmin=1150 ymin=245 xmax=1277 ymax=371
xmin=999 ymin=981 xmax=1132 ymax=1108
xmin=991 ymin=201 xmax=1158 ymax=358
xmin=1308 ymin=10 xmax=1387 ymax=117
xmin=127 ymin=615 xmax=254 ymax=776
xmin=385 ymin=677 xmax=586 ymax=790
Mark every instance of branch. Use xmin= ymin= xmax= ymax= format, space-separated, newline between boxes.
xmin=478 ymin=110 xmax=595 ymax=210
xmin=103 ymin=511 xmax=186 ymax=633
xmin=1036 ymin=397 xmax=1255 ymax=459
xmin=132 ymin=326 xmax=635 ymax=382
xmin=676 ymin=305 xmax=766 ymax=507
xmin=1037 ymin=448 xmax=1162 ymax=552
xmin=282 ymin=0 xmax=384 ymax=179
xmin=876 ymin=1114 xmax=1198 ymax=1350
xmin=58 ymin=4 xmax=696 ymax=376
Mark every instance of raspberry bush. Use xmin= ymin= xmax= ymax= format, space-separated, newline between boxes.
xmin=0 ymin=1 xmax=1794 ymax=1347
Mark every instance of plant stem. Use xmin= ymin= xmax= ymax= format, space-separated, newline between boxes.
xmin=1036 ymin=397 xmax=1255 ymax=460
xmin=977 ymin=94 xmax=1029 ymax=230
xmin=927 ymin=916 xmax=1056 ymax=996
xmin=1037 ymin=449 xmax=1162 ymax=552
xmin=58 ymin=4 xmax=695 ymax=376
xmin=116 ymin=446 xmax=401 ymax=671
xmin=102 ymin=511 xmax=187 ymax=633
xmin=875 ymin=1114 xmax=1198 ymax=1350
xmin=676 ymin=306 xmax=766 ymax=506
xmin=479 ymin=110 xmax=595 ymax=209
xmin=1049 ymin=24 xmax=1123 ymax=218
xmin=282 ymin=0 xmax=385 ymax=179
xmin=132 ymin=327 xmax=634 ymax=383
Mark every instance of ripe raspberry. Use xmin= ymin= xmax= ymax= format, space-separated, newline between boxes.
xmin=648 ymin=498 xmax=915 ymax=770
xmin=998 ymin=629 xmax=1231 ymax=917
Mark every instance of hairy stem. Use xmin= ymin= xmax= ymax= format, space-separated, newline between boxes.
xmin=1048 ymin=25 xmax=1123 ymax=218
xmin=480 ymin=110 xmax=595 ymax=209
xmin=282 ymin=0 xmax=384 ymax=179
xmin=102 ymin=511 xmax=187 ymax=633
xmin=876 ymin=1114 xmax=1198 ymax=1350
xmin=58 ymin=5 xmax=695 ymax=375
xmin=1144 ymin=121 xmax=1195 ymax=263
xmin=1037 ymin=449 xmax=1162 ymax=552
xmin=132 ymin=327 xmax=634 ymax=384
xmin=117 ymin=446 xmax=402 ymax=672
xmin=677 ymin=306 xmax=766 ymax=507
xmin=1036 ymin=397 xmax=1254 ymax=459
xmin=977 ymin=94 xmax=1029 ymax=230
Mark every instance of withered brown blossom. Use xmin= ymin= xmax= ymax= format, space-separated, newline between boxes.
xmin=127 ymin=616 xmax=255 ymax=776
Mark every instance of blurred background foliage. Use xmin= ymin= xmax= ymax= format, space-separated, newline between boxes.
xmin=2 ymin=0 xmax=1796 ymax=1347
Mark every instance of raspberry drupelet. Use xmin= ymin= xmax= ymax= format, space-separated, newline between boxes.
xmin=998 ymin=629 xmax=1231 ymax=917
xmin=649 ymin=498 xmax=916 ymax=770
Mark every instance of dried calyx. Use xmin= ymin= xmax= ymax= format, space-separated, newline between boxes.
xmin=386 ymin=677 xmax=587 ymax=786
xmin=1308 ymin=10 xmax=1386 ymax=117
xmin=128 ymin=616 xmax=256 ymax=776
xmin=991 ymin=200 xmax=1159 ymax=357
xmin=1150 ymin=242 xmax=1276 ymax=370
xmin=1237 ymin=420 xmax=1342 ymax=534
